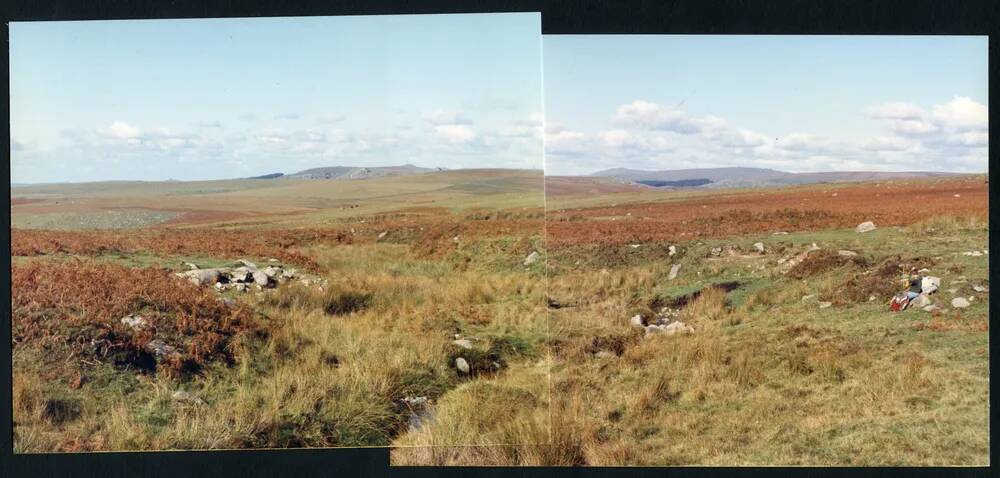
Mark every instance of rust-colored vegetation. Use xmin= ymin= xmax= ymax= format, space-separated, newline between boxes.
xmin=546 ymin=177 xmax=988 ymax=248
xmin=10 ymin=228 xmax=355 ymax=269
xmin=11 ymin=260 xmax=264 ymax=377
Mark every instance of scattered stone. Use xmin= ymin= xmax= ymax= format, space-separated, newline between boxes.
xmin=922 ymin=304 xmax=940 ymax=313
xmin=237 ymin=259 xmax=257 ymax=269
xmin=951 ymin=297 xmax=971 ymax=309
xmin=710 ymin=247 xmax=723 ymax=257
xmin=378 ymin=231 xmax=388 ymax=239
xmin=263 ymin=266 xmax=281 ymax=278
xmin=838 ymin=250 xmax=858 ymax=257
xmin=145 ymin=340 xmax=179 ymax=361
xmin=402 ymin=396 xmax=429 ymax=408
xmin=801 ymin=294 xmax=817 ymax=302
xmin=818 ymin=301 xmax=832 ymax=309
xmin=629 ymin=314 xmax=645 ymax=329
xmin=668 ymin=264 xmax=681 ymax=280
xmin=954 ymin=194 xmax=961 ymax=198
xmin=921 ymin=276 xmax=941 ymax=295
xmin=175 ymin=268 xmax=228 ymax=286
xmin=268 ymin=258 xmax=280 ymax=263
xmin=668 ymin=245 xmax=677 ymax=256
xmin=523 ymin=251 xmax=540 ymax=266
xmin=251 ymin=270 xmax=272 ymax=287
xmin=183 ymin=262 xmax=199 ymax=270
xmin=773 ymin=231 xmax=789 ymax=235
xmin=662 ymin=321 xmax=694 ymax=336
xmin=973 ymin=285 xmax=988 ymax=293
xmin=235 ymin=283 xmax=248 ymax=292
xmin=455 ymin=357 xmax=470 ymax=374
xmin=452 ymin=339 xmax=473 ymax=350
xmin=856 ymin=221 xmax=877 ymax=233
xmin=453 ymin=235 xmax=460 ymax=243
xmin=909 ymin=294 xmax=931 ymax=308
xmin=120 ymin=314 xmax=147 ymax=330
xmin=753 ymin=242 xmax=765 ymax=253
xmin=629 ymin=244 xmax=641 ymax=249
xmin=171 ymin=390 xmax=205 ymax=405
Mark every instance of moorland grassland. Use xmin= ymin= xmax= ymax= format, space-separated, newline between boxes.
xmin=10 ymin=171 xmax=990 ymax=465
xmin=391 ymin=175 xmax=990 ymax=466
xmin=11 ymin=169 xmax=551 ymax=451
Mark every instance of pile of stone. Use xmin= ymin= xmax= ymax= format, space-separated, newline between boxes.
xmin=777 ymin=242 xmax=821 ymax=269
xmin=630 ymin=307 xmax=694 ymax=337
xmin=174 ymin=259 xmax=297 ymax=293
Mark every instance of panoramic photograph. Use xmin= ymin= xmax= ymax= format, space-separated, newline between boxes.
xmin=10 ymin=14 xmax=549 ymax=451
xmin=393 ymin=35 xmax=989 ymax=465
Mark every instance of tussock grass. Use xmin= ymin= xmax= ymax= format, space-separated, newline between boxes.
xmin=14 ymin=235 xmax=548 ymax=452
xmin=400 ymin=215 xmax=988 ymax=466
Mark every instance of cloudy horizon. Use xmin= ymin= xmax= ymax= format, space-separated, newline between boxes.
xmin=544 ymin=35 xmax=988 ymax=176
xmin=10 ymin=13 xmax=543 ymax=184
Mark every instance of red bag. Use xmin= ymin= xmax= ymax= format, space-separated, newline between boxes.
xmin=889 ymin=294 xmax=909 ymax=312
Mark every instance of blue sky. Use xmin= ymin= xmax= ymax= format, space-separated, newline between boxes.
xmin=544 ymin=35 xmax=988 ymax=175
xmin=10 ymin=13 xmax=543 ymax=183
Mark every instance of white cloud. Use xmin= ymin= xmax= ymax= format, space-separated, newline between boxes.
xmin=422 ymin=110 xmax=472 ymax=125
xmin=434 ymin=124 xmax=476 ymax=143
xmin=863 ymin=135 xmax=916 ymax=152
xmin=887 ymin=119 xmax=938 ymax=135
xmin=547 ymin=94 xmax=987 ymax=175
xmin=867 ymin=102 xmax=925 ymax=120
xmin=947 ymin=130 xmax=988 ymax=147
xmin=598 ymin=129 xmax=635 ymax=148
xmin=932 ymin=96 xmax=988 ymax=131
xmin=104 ymin=121 xmax=141 ymax=140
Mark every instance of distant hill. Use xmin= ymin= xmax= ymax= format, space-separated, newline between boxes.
xmin=286 ymin=164 xmax=437 ymax=180
xmin=591 ymin=167 xmax=959 ymax=189
xmin=246 ymin=172 xmax=285 ymax=179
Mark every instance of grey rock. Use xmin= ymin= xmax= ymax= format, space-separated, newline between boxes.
xmin=252 ymin=270 xmax=272 ymax=287
xmin=818 ymin=301 xmax=833 ymax=309
xmin=838 ymin=250 xmax=858 ymax=257
xmin=171 ymin=390 xmax=205 ymax=405
xmin=145 ymin=340 xmax=178 ymax=361
xmin=921 ymin=276 xmax=941 ymax=295
xmin=910 ymin=294 xmax=931 ymax=308
xmin=120 ymin=314 xmax=147 ymax=330
xmin=753 ymin=242 xmax=765 ymax=253
xmin=175 ymin=268 xmax=227 ymax=286
xmin=856 ymin=221 xmax=876 ymax=233
xmin=455 ymin=357 xmax=470 ymax=374
xmin=668 ymin=263 xmax=681 ymax=280
xmin=452 ymin=339 xmax=473 ymax=349
xmin=629 ymin=314 xmax=645 ymax=329
xmin=238 ymin=259 xmax=258 ymax=269
xmin=523 ymin=251 xmax=540 ymax=266
xmin=951 ymin=297 xmax=971 ymax=308
xmin=668 ymin=245 xmax=677 ymax=256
